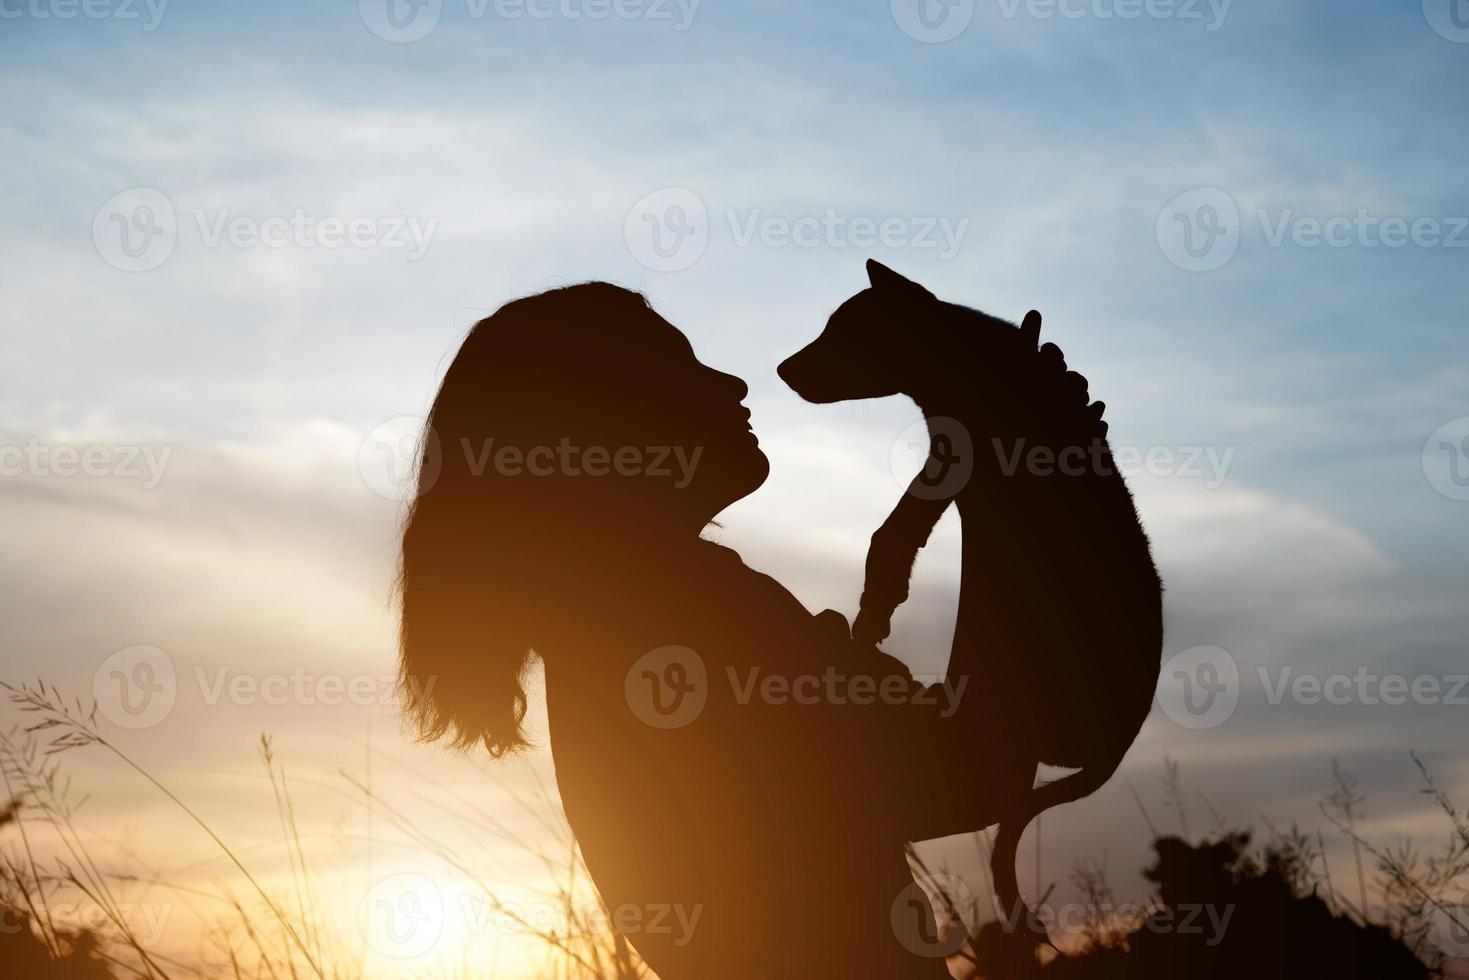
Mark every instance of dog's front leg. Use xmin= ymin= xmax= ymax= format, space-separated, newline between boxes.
xmin=853 ymin=481 xmax=953 ymax=647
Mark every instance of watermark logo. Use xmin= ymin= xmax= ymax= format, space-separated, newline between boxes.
xmin=1444 ymin=902 xmax=1469 ymax=953
xmin=625 ymin=645 xmax=707 ymax=729
xmin=359 ymin=873 xmax=444 ymax=958
xmin=1155 ymin=644 xmax=1238 ymax=729
xmin=624 ymin=187 xmax=708 ymax=272
xmin=891 ymin=0 xmax=974 ymax=42
xmin=94 ymin=188 xmax=177 ymax=273
xmin=93 ymin=645 xmax=177 ymax=730
xmin=358 ymin=415 xmax=442 ymax=501
xmin=1424 ymin=0 xmax=1469 ymax=42
xmin=360 ymin=0 xmax=443 ymax=42
xmin=1157 ymin=188 xmax=1240 ymax=273
xmin=891 ymin=417 xmax=975 ymax=500
xmin=1422 ymin=416 xmax=1469 ymax=501
xmin=891 ymin=872 xmax=973 ymax=957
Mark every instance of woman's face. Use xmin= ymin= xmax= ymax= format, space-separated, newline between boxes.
xmin=599 ymin=309 xmax=769 ymax=526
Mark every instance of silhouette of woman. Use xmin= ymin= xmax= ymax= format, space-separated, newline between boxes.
xmin=397 ymin=283 xmax=1022 ymax=978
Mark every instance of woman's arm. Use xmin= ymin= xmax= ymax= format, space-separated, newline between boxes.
xmin=812 ymin=609 xmax=1033 ymax=843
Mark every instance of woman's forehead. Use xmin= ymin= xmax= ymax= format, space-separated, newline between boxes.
xmin=633 ymin=310 xmax=699 ymax=362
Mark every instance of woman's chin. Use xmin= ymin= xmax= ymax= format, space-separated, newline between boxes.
xmin=719 ymin=448 xmax=770 ymax=504
xmin=750 ymin=448 xmax=771 ymax=483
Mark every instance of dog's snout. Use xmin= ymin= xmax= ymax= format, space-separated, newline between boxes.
xmin=778 ymin=347 xmax=816 ymax=395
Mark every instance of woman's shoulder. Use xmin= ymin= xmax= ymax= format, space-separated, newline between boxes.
xmin=563 ymin=536 xmax=855 ymax=688
xmin=686 ymin=539 xmax=813 ymax=621
xmin=581 ymin=537 xmax=833 ymax=669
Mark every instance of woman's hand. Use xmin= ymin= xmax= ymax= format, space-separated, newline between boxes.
xmin=814 ymin=608 xmax=920 ymax=692
xmin=1022 ymin=309 xmax=1108 ymax=437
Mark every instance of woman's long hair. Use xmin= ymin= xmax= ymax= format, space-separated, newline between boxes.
xmin=397 ymin=282 xmax=661 ymax=756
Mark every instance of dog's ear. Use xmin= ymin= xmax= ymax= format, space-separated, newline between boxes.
xmin=865 ymin=259 xmax=935 ymax=300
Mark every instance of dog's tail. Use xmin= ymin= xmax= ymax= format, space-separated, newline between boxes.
xmin=990 ymin=760 xmax=1122 ymax=943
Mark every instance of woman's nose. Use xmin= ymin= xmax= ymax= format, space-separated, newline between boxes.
xmin=712 ymin=368 xmax=748 ymax=402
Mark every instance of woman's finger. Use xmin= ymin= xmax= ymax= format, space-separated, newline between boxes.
xmin=1039 ymin=341 xmax=1067 ymax=372
xmin=1019 ymin=310 xmax=1043 ymax=350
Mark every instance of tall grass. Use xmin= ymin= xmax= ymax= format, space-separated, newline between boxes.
xmin=0 ymin=680 xmax=644 ymax=980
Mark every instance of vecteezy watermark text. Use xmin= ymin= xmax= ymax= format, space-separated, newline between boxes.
xmin=992 ymin=897 xmax=1235 ymax=944
xmin=460 ymin=437 xmax=702 ymax=488
xmin=1158 ymin=188 xmax=1469 ymax=272
xmin=0 ymin=901 xmax=174 ymax=947
xmin=623 ymin=645 xmax=968 ymax=729
xmin=0 ymin=438 xmax=171 ymax=488
xmin=726 ymin=666 xmax=967 ymax=716
xmin=1259 ymin=666 xmax=1468 ymax=708
xmin=358 ymin=872 xmax=702 ymax=960
xmin=886 ymin=421 xmax=1237 ymax=497
xmin=93 ymin=188 xmax=439 ymax=271
xmin=359 ymin=0 xmax=699 ymax=43
xmin=193 ymin=209 xmax=437 ymax=260
xmin=357 ymin=416 xmax=708 ymax=501
xmin=194 ymin=666 xmax=427 ymax=709
xmin=623 ymin=188 xmax=971 ymax=272
xmin=91 ymin=645 xmax=439 ymax=730
xmin=890 ymin=0 xmax=1230 ymax=44
xmin=995 ymin=0 xmax=1230 ymax=30
xmin=0 ymin=0 xmax=168 ymax=29
xmin=1156 ymin=645 xmax=1468 ymax=730
xmin=725 ymin=209 xmax=969 ymax=261
xmin=993 ymin=437 xmax=1236 ymax=488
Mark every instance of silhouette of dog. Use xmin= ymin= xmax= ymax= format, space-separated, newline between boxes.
xmin=779 ymin=260 xmax=1163 ymax=939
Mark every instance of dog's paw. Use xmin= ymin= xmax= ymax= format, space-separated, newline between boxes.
xmin=852 ymin=609 xmax=893 ymax=647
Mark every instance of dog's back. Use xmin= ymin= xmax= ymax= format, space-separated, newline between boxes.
xmin=932 ymin=299 xmax=1161 ymax=766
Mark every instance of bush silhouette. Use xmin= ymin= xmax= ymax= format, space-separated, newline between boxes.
xmin=0 ymin=904 xmax=113 ymax=980
xmin=974 ymin=832 xmax=1432 ymax=980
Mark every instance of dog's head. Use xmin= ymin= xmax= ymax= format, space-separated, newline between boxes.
xmin=777 ymin=259 xmax=941 ymax=403
xmin=780 ymin=259 xmax=1045 ymax=410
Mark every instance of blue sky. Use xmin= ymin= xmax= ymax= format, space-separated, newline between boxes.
xmin=2 ymin=0 xmax=1467 ymax=969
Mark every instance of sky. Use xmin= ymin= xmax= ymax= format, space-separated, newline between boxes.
xmin=2 ymin=0 xmax=1468 ymax=974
